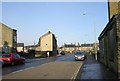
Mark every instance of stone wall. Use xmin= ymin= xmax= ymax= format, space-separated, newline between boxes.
xmin=98 ymin=14 xmax=120 ymax=77
xmin=108 ymin=1 xmax=120 ymax=20
xmin=116 ymin=14 xmax=120 ymax=78
xmin=40 ymin=33 xmax=52 ymax=51
xmin=0 ymin=23 xmax=17 ymax=53
xmin=2 ymin=24 xmax=13 ymax=47
xmin=0 ymin=23 xmax=2 ymax=53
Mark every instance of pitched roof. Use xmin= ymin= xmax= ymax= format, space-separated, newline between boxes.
xmin=40 ymin=31 xmax=52 ymax=39
xmin=98 ymin=14 xmax=120 ymax=40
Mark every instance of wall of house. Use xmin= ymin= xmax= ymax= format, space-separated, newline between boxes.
xmin=0 ymin=23 xmax=2 ymax=52
xmin=108 ymin=1 xmax=120 ymax=19
xmin=13 ymin=30 xmax=17 ymax=48
xmin=80 ymin=47 xmax=93 ymax=52
xmin=61 ymin=46 xmax=93 ymax=53
xmin=64 ymin=47 xmax=75 ymax=53
xmin=2 ymin=24 xmax=13 ymax=52
xmin=107 ymin=22 xmax=117 ymax=74
xmin=99 ymin=15 xmax=119 ymax=77
xmin=52 ymin=35 xmax=57 ymax=56
xmin=2 ymin=24 xmax=13 ymax=47
xmin=116 ymin=15 xmax=120 ymax=78
xmin=108 ymin=1 xmax=119 ymax=20
xmin=40 ymin=33 xmax=52 ymax=51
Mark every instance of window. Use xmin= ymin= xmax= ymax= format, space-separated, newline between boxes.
xmin=13 ymin=54 xmax=20 ymax=58
xmin=13 ymin=36 xmax=17 ymax=43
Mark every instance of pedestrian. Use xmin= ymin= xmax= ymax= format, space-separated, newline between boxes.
xmin=47 ymin=52 xmax=49 ymax=57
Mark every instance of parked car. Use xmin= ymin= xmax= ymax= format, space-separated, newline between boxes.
xmin=0 ymin=53 xmax=26 ymax=66
xmin=60 ymin=51 xmax=65 ymax=55
xmin=74 ymin=52 xmax=86 ymax=61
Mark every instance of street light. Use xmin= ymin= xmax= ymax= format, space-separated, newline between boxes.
xmin=81 ymin=12 xmax=97 ymax=60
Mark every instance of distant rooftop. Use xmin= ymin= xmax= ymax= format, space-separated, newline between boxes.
xmin=81 ymin=44 xmax=94 ymax=47
xmin=63 ymin=43 xmax=94 ymax=47
xmin=17 ymin=43 xmax=24 ymax=47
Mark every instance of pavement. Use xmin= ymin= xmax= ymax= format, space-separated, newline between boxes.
xmin=75 ymin=53 xmax=117 ymax=80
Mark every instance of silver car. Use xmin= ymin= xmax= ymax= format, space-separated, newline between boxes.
xmin=74 ymin=52 xmax=86 ymax=61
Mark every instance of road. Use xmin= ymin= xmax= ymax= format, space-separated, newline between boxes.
xmin=2 ymin=53 xmax=83 ymax=80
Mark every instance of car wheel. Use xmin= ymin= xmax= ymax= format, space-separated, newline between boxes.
xmin=11 ymin=61 xmax=15 ymax=66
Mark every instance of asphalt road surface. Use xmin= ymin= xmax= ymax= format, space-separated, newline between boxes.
xmin=2 ymin=53 xmax=83 ymax=79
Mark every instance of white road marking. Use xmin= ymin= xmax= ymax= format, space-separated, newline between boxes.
xmin=12 ymin=67 xmax=35 ymax=74
xmin=12 ymin=70 xmax=24 ymax=74
xmin=70 ymin=62 xmax=83 ymax=81
xmin=23 ymin=66 xmax=35 ymax=70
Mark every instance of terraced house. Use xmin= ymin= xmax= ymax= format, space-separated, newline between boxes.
xmin=0 ymin=23 xmax=17 ymax=53
xmin=59 ymin=43 xmax=95 ymax=53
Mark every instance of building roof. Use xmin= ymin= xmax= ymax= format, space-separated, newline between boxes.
xmin=64 ymin=44 xmax=76 ymax=47
xmin=17 ymin=43 xmax=24 ymax=47
xmin=81 ymin=44 xmax=94 ymax=47
xmin=1 ymin=23 xmax=12 ymax=30
xmin=98 ymin=14 xmax=120 ymax=40
xmin=39 ymin=31 xmax=57 ymax=42
xmin=40 ymin=31 xmax=52 ymax=39
xmin=25 ymin=45 xmax=38 ymax=48
xmin=0 ymin=23 xmax=16 ymax=31
xmin=62 ymin=43 xmax=94 ymax=48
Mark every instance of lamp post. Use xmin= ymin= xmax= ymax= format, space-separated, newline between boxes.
xmin=82 ymin=12 xmax=97 ymax=60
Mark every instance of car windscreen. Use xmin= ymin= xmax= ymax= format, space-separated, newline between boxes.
xmin=2 ymin=54 xmax=11 ymax=57
xmin=75 ymin=53 xmax=84 ymax=55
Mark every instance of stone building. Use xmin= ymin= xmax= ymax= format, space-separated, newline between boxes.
xmin=98 ymin=15 xmax=120 ymax=77
xmin=108 ymin=0 xmax=120 ymax=20
xmin=59 ymin=43 xmax=94 ymax=53
xmin=81 ymin=43 xmax=95 ymax=52
xmin=62 ymin=44 xmax=78 ymax=53
xmin=98 ymin=0 xmax=120 ymax=78
xmin=37 ymin=31 xmax=57 ymax=56
xmin=0 ymin=23 xmax=17 ymax=53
